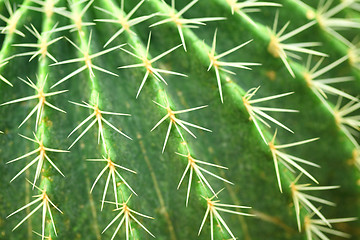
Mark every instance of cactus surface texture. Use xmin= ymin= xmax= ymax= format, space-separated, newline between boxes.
xmin=0 ymin=0 xmax=360 ymax=239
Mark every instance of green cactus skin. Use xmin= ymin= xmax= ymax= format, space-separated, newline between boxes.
xmin=0 ymin=0 xmax=359 ymax=239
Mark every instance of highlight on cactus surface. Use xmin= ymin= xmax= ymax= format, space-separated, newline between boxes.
xmin=0 ymin=0 xmax=359 ymax=240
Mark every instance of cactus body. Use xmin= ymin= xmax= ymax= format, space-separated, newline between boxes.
xmin=0 ymin=0 xmax=359 ymax=240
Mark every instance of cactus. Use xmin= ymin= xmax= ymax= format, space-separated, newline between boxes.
xmin=0 ymin=0 xmax=359 ymax=239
